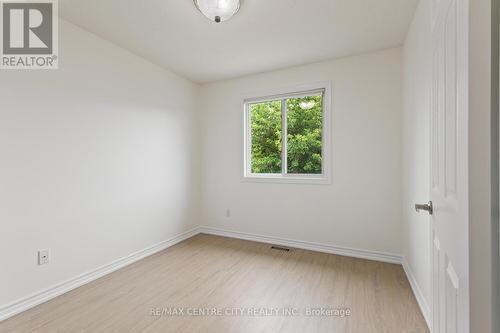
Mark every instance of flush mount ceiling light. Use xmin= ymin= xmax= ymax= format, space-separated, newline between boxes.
xmin=194 ymin=0 xmax=241 ymax=23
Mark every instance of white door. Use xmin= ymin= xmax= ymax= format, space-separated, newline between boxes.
xmin=427 ymin=0 xmax=469 ymax=331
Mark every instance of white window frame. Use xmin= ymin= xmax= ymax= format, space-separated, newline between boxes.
xmin=243 ymin=82 xmax=331 ymax=184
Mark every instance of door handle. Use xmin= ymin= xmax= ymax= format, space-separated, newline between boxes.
xmin=415 ymin=201 xmax=433 ymax=215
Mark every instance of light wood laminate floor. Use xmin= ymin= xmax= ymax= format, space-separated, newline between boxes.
xmin=0 ymin=234 xmax=428 ymax=333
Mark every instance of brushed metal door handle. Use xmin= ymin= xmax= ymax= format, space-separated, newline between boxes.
xmin=415 ymin=201 xmax=433 ymax=215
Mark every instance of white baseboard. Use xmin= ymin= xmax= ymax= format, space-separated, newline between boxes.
xmin=198 ymin=226 xmax=403 ymax=264
xmin=402 ymin=259 xmax=431 ymax=330
xmin=0 ymin=227 xmax=200 ymax=322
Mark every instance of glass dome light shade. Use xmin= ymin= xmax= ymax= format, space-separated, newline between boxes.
xmin=194 ymin=0 xmax=241 ymax=23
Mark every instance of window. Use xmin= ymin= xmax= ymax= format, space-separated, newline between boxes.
xmin=243 ymin=84 xmax=331 ymax=184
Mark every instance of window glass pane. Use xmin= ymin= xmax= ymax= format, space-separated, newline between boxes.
xmin=286 ymin=95 xmax=323 ymax=174
xmin=250 ymin=100 xmax=282 ymax=173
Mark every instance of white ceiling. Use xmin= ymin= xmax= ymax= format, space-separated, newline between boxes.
xmin=60 ymin=0 xmax=419 ymax=83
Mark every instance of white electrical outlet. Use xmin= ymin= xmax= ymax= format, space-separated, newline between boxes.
xmin=38 ymin=249 xmax=49 ymax=265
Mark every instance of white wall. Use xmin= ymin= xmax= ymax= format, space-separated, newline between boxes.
xmin=469 ymin=0 xmax=494 ymax=331
xmin=402 ymin=0 xmax=432 ymax=319
xmin=200 ymin=48 xmax=403 ymax=255
xmin=0 ymin=20 xmax=200 ymax=308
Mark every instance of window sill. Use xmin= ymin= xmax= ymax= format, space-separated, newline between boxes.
xmin=242 ymin=174 xmax=331 ymax=185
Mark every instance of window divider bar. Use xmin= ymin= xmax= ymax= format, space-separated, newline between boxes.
xmin=281 ymin=98 xmax=287 ymax=175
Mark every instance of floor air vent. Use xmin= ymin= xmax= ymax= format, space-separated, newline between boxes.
xmin=271 ymin=246 xmax=291 ymax=252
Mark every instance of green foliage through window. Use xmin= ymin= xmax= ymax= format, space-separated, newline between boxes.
xmin=249 ymin=93 xmax=323 ymax=175
xmin=287 ymin=95 xmax=323 ymax=174
xmin=250 ymin=100 xmax=282 ymax=173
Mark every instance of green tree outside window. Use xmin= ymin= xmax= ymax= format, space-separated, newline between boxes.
xmin=249 ymin=94 xmax=323 ymax=175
